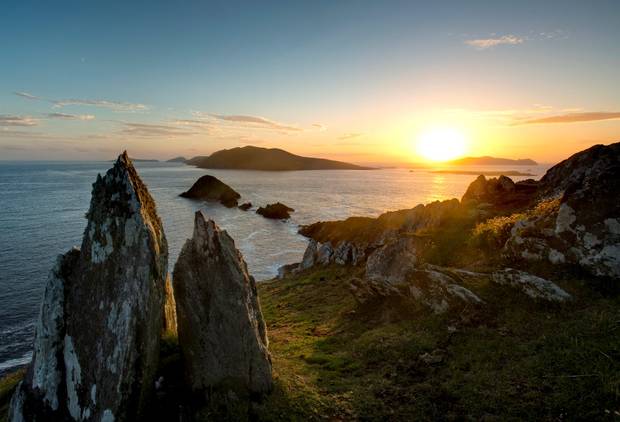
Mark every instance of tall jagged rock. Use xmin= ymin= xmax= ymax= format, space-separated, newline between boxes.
xmin=173 ymin=211 xmax=272 ymax=401
xmin=10 ymin=152 xmax=168 ymax=422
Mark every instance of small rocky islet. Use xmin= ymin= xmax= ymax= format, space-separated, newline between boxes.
xmin=3 ymin=142 xmax=620 ymax=421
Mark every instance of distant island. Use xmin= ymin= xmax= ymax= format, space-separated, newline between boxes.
xmin=430 ymin=170 xmax=535 ymax=176
xmin=109 ymin=157 xmax=159 ymax=163
xmin=166 ymin=156 xmax=187 ymax=163
xmin=447 ymin=156 xmax=538 ymax=166
xmin=185 ymin=146 xmax=372 ymax=171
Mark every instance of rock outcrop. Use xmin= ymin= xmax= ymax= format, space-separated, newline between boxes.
xmin=238 ymin=202 xmax=252 ymax=211
xmin=256 ymin=202 xmax=294 ymax=219
xmin=180 ymin=175 xmax=241 ymax=208
xmin=503 ymin=142 xmax=620 ymax=278
xmin=10 ymin=152 xmax=168 ymax=422
xmin=461 ymin=174 xmax=538 ymax=211
xmin=491 ymin=269 xmax=571 ymax=302
xmin=173 ymin=211 xmax=272 ymax=401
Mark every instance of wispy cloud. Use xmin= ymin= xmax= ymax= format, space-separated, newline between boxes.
xmin=47 ymin=112 xmax=95 ymax=121
xmin=207 ymin=113 xmax=302 ymax=132
xmin=0 ymin=115 xmax=39 ymax=127
xmin=14 ymin=91 xmax=41 ymax=100
xmin=52 ymin=98 xmax=148 ymax=112
xmin=514 ymin=112 xmax=620 ymax=125
xmin=312 ymin=123 xmax=327 ymax=131
xmin=338 ymin=132 xmax=362 ymax=140
xmin=120 ymin=122 xmax=197 ymax=138
xmin=13 ymin=91 xmax=149 ymax=112
xmin=465 ymin=34 xmax=524 ymax=50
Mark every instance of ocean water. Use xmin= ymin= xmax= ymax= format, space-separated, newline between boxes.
xmin=0 ymin=161 xmax=548 ymax=375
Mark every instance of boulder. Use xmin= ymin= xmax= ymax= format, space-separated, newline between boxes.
xmin=238 ymin=202 xmax=252 ymax=211
xmin=350 ymin=264 xmax=483 ymax=314
xmin=299 ymin=239 xmax=319 ymax=270
xmin=10 ymin=152 xmax=168 ymax=422
xmin=365 ymin=238 xmax=419 ymax=284
xmin=256 ymin=202 xmax=294 ymax=219
xmin=180 ymin=175 xmax=241 ymax=207
xmin=504 ymin=142 xmax=620 ymax=278
xmin=491 ymin=269 xmax=571 ymax=302
xmin=173 ymin=211 xmax=272 ymax=401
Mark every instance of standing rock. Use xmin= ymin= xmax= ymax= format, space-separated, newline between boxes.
xmin=173 ymin=211 xmax=272 ymax=402
xmin=10 ymin=152 xmax=168 ymax=422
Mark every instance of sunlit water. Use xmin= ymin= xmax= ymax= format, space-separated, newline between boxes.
xmin=0 ymin=161 xmax=549 ymax=375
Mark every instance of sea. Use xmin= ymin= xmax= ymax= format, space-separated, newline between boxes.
xmin=0 ymin=161 xmax=549 ymax=376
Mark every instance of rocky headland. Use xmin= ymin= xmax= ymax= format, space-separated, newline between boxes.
xmin=2 ymin=142 xmax=619 ymax=421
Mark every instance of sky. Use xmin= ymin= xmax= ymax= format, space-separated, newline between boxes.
xmin=1 ymin=0 xmax=619 ymax=164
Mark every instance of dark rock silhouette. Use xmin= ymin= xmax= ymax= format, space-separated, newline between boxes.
xmin=180 ymin=175 xmax=241 ymax=208
xmin=256 ymin=202 xmax=294 ymax=219
xmin=238 ymin=202 xmax=252 ymax=211
xmin=173 ymin=212 xmax=272 ymax=403
xmin=10 ymin=152 xmax=168 ymax=422
xmin=186 ymin=145 xmax=372 ymax=171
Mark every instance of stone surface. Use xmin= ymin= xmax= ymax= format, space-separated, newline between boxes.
xmin=491 ymin=269 xmax=571 ymax=302
xmin=179 ymin=174 xmax=241 ymax=207
xmin=238 ymin=202 xmax=252 ymax=211
xmin=504 ymin=142 xmax=620 ymax=278
xmin=461 ymin=174 xmax=537 ymax=211
xmin=162 ymin=274 xmax=178 ymax=336
xmin=173 ymin=211 xmax=273 ymax=399
xmin=10 ymin=152 xmax=168 ymax=422
xmin=256 ymin=202 xmax=294 ymax=219
xmin=350 ymin=262 xmax=483 ymax=314
xmin=365 ymin=238 xmax=419 ymax=284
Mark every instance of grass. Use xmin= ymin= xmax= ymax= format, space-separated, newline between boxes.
xmin=253 ymin=266 xmax=620 ymax=420
xmin=0 ymin=368 xmax=24 ymax=422
xmin=3 ymin=265 xmax=619 ymax=420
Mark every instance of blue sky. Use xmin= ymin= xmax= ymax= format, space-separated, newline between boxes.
xmin=1 ymin=0 xmax=619 ymax=162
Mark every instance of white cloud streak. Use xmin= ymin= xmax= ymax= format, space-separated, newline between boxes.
xmin=465 ymin=35 xmax=524 ymax=49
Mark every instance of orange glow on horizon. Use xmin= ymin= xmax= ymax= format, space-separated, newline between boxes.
xmin=415 ymin=127 xmax=468 ymax=162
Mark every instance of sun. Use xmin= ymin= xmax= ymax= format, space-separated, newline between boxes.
xmin=416 ymin=128 xmax=467 ymax=162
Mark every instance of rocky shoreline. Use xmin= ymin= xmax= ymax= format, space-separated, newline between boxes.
xmin=3 ymin=142 xmax=620 ymax=421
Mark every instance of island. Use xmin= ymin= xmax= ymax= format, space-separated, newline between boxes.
xmin=185 ymin=146 xmax=373 ymax=171
xmin=430 ymin=170 xmax=535 ymax=176
xmin=447 ymin=156 xmax=538 ymax=166
xmin=166 ymin=156 xmax=187 ymax=163
xmin=179 ymin=175 xmax=241 ymax=207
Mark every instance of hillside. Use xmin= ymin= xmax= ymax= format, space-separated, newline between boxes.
xmin=448 ymin=156 xmax=538 ymax=166
xmin=185 ymin=146 xmax=372 ymax=171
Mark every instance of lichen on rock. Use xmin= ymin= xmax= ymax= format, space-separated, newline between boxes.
xmin=173 ymin=211 xmax=273 ymax=405
xmin=10 ymin=152 xmax=168 ymax=422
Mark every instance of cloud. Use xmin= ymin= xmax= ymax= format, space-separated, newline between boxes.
xmin=120 ymin=122 xmax=197 ymax=138
xmin=465 ymin=35 xmax=524 ymax=50
xmin=338 ymin=132 xmax=362 ymax=140
xmin=14 ymin=91 xmax=41 ymax=100
xmin=0 ymin=115 xmax=39 ymax=127
xmin=52 ymin=99 xmax=148 ymax=112
xmin=312 ymin=123 xmax=327 ymax=131
xmin=208 ymin=113 xmax=302 ymax=132
xmin=47 ymin=112 xmax=95 ymax=121
xmin=514 ymin=112 xmax=620 ymax=125
xmin=13 ymin=91 xmax=149 ymax=112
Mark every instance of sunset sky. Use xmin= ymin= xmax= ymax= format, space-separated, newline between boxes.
xmin=1 ymin=0 xmax=619 ymax=164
